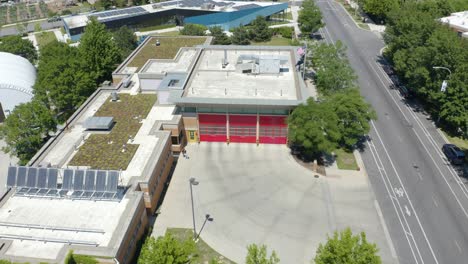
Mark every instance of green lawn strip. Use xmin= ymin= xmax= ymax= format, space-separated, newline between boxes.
xmin=137 ymin=24 xmax=176 ymax=32
xmin=36 ymin=31 xmax=56 ymax=47
xmin=156 ymin=31 xmax=181 ymax=36
xmin=252 ymin=36 xmax=293 ymax=46
xmin=335 ymin=0 xmax=370 ymax=30
xmin=126 ymin=37 xmax=206 ymax=71
xmin=442 ymin=131 xmax=468 ymax=151
xmin=167 ymin=228 xmax=236 ymax=264
xmin=270 ymin=11 xmax=293 ymax=21
xmin=334 ymin=148 xmax=358 ymax=170
xmin=69 ymin=94 xmax=157 ymax=170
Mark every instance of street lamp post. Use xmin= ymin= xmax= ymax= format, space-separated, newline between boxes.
xmin=195 ymin=214 xmax=214 ymax=241
xmin=432 ymin=66 xmax=452 ymax=124
xmin=189 ymin=177 xmax=199 ymax=240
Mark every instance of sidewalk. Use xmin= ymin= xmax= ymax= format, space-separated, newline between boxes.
xmin=134 ymin=26 xmax=182 ymax=37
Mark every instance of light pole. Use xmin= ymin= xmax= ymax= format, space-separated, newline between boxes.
xmin=189 ymin=177 xmax=199 ymax=240
xmin=432 ymin=66 xmax=452 ymax=123
xmin=195 ymin=214 xmax=214 ymax=241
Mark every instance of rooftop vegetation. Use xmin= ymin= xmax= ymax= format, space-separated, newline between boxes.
xmin=69 ymin=93 xmax=157 ymax=170
xmin=126 ymin=36 xmax=207 ymax=71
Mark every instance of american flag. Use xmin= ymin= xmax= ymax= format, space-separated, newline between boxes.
xmin=297 ymin=47 xmax=305 ymax=56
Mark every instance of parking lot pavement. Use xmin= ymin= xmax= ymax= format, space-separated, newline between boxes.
xmin=153 ymin=143 xmax=396 ymax=264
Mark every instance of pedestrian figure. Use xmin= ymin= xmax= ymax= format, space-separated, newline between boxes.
xmin=182 ymin=149 xmax=186 ymax=158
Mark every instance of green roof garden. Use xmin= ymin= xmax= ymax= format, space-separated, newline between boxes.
xmin=69 ymin=93 xmax=157 ymax=170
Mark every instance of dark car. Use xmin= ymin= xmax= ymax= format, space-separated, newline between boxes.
xmin=442 ymin=144 xmax=465 ymax=165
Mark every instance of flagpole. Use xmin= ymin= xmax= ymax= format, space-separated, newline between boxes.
xmin=302 ymin=42 xmax=307 ymax=80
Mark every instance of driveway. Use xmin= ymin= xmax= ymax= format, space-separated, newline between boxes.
xmin=153 ymin=143 xmax=395 ymax=263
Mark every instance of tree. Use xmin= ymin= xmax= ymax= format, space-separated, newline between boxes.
xmin=113 ymin=26 xmax=137 ymax=59
xmin=315 ymin=228 xmax=381 ymax=264
xmin=310 ymin=42 xmax=357 ymax=95
xmin=231 ymin=26 xmax=250 ymax=45
xmin=35 ymin=42 xmax=96 ymax=121
xmin=94 ymin=0 xmax=112 ymax=10
xmin=361 ymin=0 xmax=400 ymax=23
xmin=138 ymin=233 xmax=196 ymax=264
xmin=0 ymin=100 xmax=56 ymax=165
xmin=209 ymin=26 xmax=231 ymax=45
xmin=288 ymin=98 xmax=341 ymax=155
xmin=245 ymin=244 xmax=280 ymax=264
xmin=79 ymin=17 xmax=121 ymax=84
xmin=250 ymin=16 xmax=272 ymax=42
xmin=180 ymin=24 xmax=207 ymax=36
xmin=298 ymin=0 xmax=324 ymax=35
xmin=0 ymin=35 xmax=37 ymax=63
xmin=328 ymin=89 xmax=377 ymax=148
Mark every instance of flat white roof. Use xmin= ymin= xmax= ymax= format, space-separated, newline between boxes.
xmin=141 ymin=49 xmax=197 ymax=74
xmin=185 ymin=49 xmax=298 ymax=100
xmin=0 ymin=196 xmax=129 ymax=260
xmin=440 ymin=11 xmax=468 ymax=32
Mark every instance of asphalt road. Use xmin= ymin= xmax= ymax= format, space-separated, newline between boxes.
xmin=0 ymin=20 xmax=63 ymax=37
xmin=314 ymin=0 xmax=468 ymax=263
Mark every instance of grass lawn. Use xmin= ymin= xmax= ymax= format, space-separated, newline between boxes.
xmin=126 ymin=36 xmax=206 ymax=71
xmin=252 ymin=36 xmax=293 ymax=46
xmin=442 ymin=131 xmax=468 ymax=151
xmin=167 ymin=228 xmax=235 ymax=264
xmin=334 ymin=148 xmax=359 ymax=170
xmin=36 ymin=31 xmax=56 ymax=47
xmin=69 ymin=94 xmax=157 ymax=170
xmin=137 ymin=24 xmax=176 ymax=32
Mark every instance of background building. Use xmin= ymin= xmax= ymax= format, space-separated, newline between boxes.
xmin=439 ymin=11 xmax=468 ymax=38
xmin=63 ymin=0 xmax=288 ymax=41
xmin=0 ymin=52 xmax=36 ymax=117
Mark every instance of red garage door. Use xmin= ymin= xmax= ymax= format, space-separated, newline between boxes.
xmin=199 ymin=114 xmax=227 ymax=142
xmin=259 ymin=116 xmax=288 ymax=144
xmin=229 ymin=115 xmax=257 ymax=143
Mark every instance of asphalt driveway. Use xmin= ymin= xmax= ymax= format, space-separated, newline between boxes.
xmin=153 ymin=143 xmax=395 ymax=263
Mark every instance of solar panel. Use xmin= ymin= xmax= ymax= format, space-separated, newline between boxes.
xmin=7 ymin=167 xmax=17 ymax=187
xmin=96 ymin=171 xmax=107 ymax=192
xmin=37 ymin=168 xmax=48 ymax=188
xmin=63 ymin=169 xmax=74 ymax=190
xmin=16 ymin=167 xmax=27 ymax=187
xmin=106 ymin=171 xmax=119 ymax=192
xmin=73 ymin=170 xmax=85 ymax=191
xmin=47 ymin=168 xmax=58 ymax=189
xmin=26 ymin=168 xmax=38 ymax=188
xmin=85 ymin=170 xmax=96 ymax=191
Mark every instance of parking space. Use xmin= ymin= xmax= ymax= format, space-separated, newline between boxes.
xmin=153 ymin=143 xmax=395 ymax=263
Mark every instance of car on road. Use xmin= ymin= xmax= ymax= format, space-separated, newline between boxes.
xmin=442 ymin=144 xmax=465 ymax=165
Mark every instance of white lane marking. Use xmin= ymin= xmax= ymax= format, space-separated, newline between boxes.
xmin=367 ymin=139 xmax=422 ymax=263
xmin=432 ymin=196 xmax=438 ymax=208
xmin=454 ymin=240 xmax=462 ymax=253
xmin=417 ymin=172 xmax=423 ymax=181
xmin=373 ymin=61 xmax=468 ymax=202
xmin=374 ymin=200 xmax=398 ymax=258
xmin=405 ymin=205 xmax=411 ymax=216
xmin=372 ymin=121 xmax=440 ymax=264
xmin=369 ymin=61 xmax=468 ymax=220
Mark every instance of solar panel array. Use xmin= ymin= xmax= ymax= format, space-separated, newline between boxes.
xmin=92 ymin=6 xmax=149 ymax=23
xmin=7 ymin=166 xmax=121 ymax=201
xmin=179 ymin=0 xmax=229 ymax=7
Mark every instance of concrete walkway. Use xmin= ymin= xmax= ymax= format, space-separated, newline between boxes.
xmin=134 ymin=26 xmax=182 ymax=37
xmin=153 ymin=143 xmax=397 ymax=264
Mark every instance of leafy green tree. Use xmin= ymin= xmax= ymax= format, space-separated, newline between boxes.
xmin=0 ymin=35 xmax=37 ymax=63
xmin=249 ymin=16 xmax=272 ymax=42
xmin=310 ymin=42 xmax=357 ymax=95
xmin=35 ymin=42 xmax=96 ymax=120
xmin=288 ymin=98 xmax=341 ymax=155
xmin=361 ymin=0 xmax=400 ymax=23
xmin=245 ymin=244 xmax=280 ymax=264
xmin=315 ymin=228 xmax=381 ymax=264
xmin=94 ymin=0 xmax=112 ymax=10
xmin=230 ymin=26 xmax=250 ymax=45
xmin=0 ymin=100 xmax=56 ymax=164
xmin=210 ymin=26 xmax=231 ymax=45
xmin=328 ymin=89 xmax=377 ymax=148
xmin=113 ymin=26 xmax=137 ymax=59
xmin=180 ymin=24 xmax=207 ymax=36
xmin=298 ymin=0 xmax=324 ymax=35
xmin=79 ymin=17 xmax=121 ymax=84
xmin=138 ymin=233 xmax=196 ymax=264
